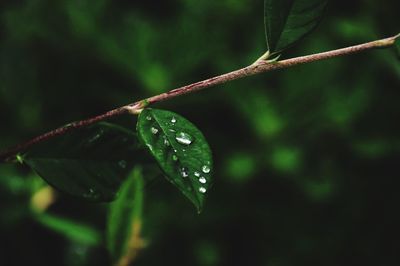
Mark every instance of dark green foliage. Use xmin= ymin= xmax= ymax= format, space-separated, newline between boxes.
xmin=0 ymin=0 xmax=399 ymax=265
xmin=264 ymin=0 xmax=328 ymax=55
xmin=107 ymin=167 xmax=144 ymax=264
xmin=137 ymin=109 xmax=212 ymax=212
xmin=22 ymin=123 xmax=143 ymax=202
xmin=35 ymin=213 xmax=102 ymax=246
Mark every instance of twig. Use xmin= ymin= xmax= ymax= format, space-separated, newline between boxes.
xmin=0 ymin=34 xmax=398 ymax=162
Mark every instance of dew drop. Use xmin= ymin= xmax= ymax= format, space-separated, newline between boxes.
xmin=146 ymin=143 xmax=153 ymax=151
xmin=202 ymin=165 xmax=211 ymax=174
xmin=171 ymin=117 xmax=177 ymax=123
xmin=199 ymin=187 xmax=207 ymax=193
xmin=172 ymin=154 xmax=178 ymax=161
xmin=88 ymin=134 xmax=101 ymax=143
xmin=151 ymin=127 xmax=159 ymax=135
xmin=181 ymin=167 xmax=189 ymax=178
xmin=194 ymin=171 xmax=200 ymax=177
xmin=146 ymin=115 xmax=152 ymax=121
xmin=84 ymin=188 xmax=99 ymax=199
xmin=199 ymin=176 xmax=207 ymax=184
xmin=88 ymin=129 xmax=104 ymax=143
xmin=118 ymin=160 xmax=127 ymax=169
xmin=175 ymin=132 xmax=193 ymax=145
xmin=163 ymin=138 xmax=170 ymax=146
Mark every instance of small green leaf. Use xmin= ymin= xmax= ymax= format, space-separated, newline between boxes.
xmin=22 ymin=122 xmax=148 ymax=202
xmin=107 ymin=167 xmax=144 ymax=264
xmin=137 ymin=109 xmax=213 ymax=212
xmin=264 ymin=0 xmax=328 ymax=55
xmin=35 ymin=213 xmax=101 ymax=246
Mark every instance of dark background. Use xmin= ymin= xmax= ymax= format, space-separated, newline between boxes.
xmin=1 ymin=0 xmax=399 ymax=265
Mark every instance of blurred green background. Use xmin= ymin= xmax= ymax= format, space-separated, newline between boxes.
xmin=1 ymin=0 xmax=399 ymax=265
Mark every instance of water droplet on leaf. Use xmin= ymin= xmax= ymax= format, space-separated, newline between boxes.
xmin=202 ymin=165 xmax=211 ymax=174
xmin=194 ymin=171 xmax=200 ymax=177
xmin=199 ymin=187 xmax=207 ymax=193
xmin=88 ymin=133 xmax=102 ymax=143
xmin=146 ymin=143 xmax=153 ymax=151
xmin=175 ymin=132 xmax=193 ymax=145
xmin=146 ymin=116 xmax=152 ymax=121
xmin=151 ymin=127 xmax=159 ymax=135
xmin=163 ymin=138 xmax=170 ymax=146
xmin=83 ymin=188 xmax=99 ymax=199
xmin=181 ymin=167 xmax=189 ymax=177
xmin=199 ymin=177 xmax=207 ymax=184
xmin=172 ymin=154 xmax=178 ymax=161
xmin=171 ymin=117 xmax=177 ymax=123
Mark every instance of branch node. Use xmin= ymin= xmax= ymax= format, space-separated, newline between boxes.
xmin=124 ymin=105 xmax=143 ymax=115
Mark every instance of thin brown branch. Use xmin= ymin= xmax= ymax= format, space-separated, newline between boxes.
xmin=0 ymin=107 xmax=132 ymax=162
xmin=0 ymin=34 xmax=398 ymax=162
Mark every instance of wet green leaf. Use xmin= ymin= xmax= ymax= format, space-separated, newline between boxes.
xmin=35 ymin=213 xmax=101 ymax=246
xmin=137 ymin=109 xmax=212 ymax=212
xmin=22 ymin=122 xmax=147 ymax=202
xmin=264 ymin=0 xmax=328 ymax=55
xmin=107 ymin=167 xmax=144 ymax=264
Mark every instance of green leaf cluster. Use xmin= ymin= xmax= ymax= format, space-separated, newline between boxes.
xmin=1 ymin=1 xmax=399 ymax=265
xmin=5 ymin=0 xmax=331 ymax=212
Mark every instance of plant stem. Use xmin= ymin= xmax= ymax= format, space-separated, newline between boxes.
xmin=0 ymin=34 xmax=398 ymax=162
